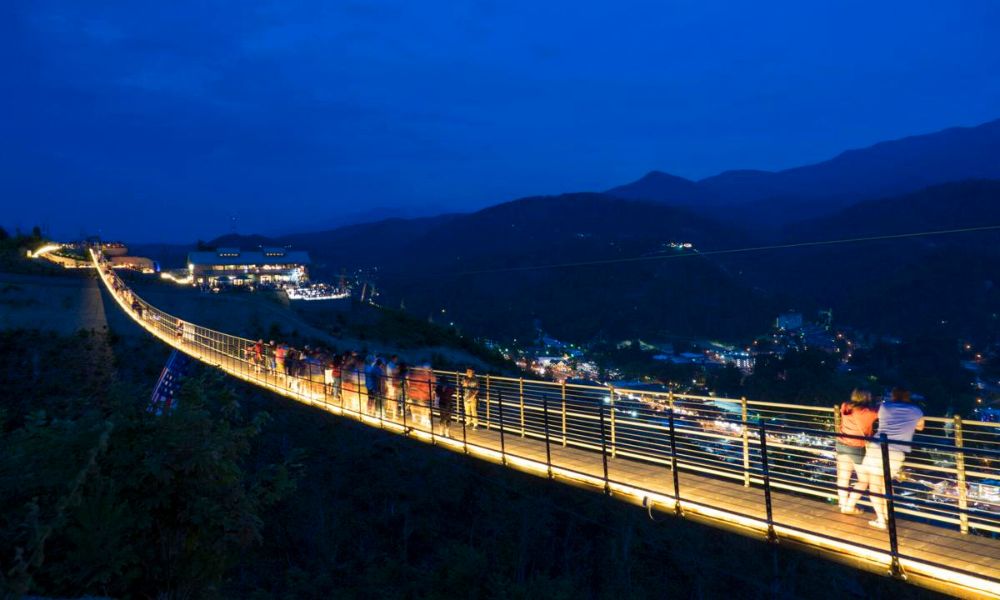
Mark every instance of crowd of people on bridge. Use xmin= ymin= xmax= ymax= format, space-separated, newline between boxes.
xmin=99 ymin=255 xmax=485 ymax=437
xmin=835 ymin=387 xmax=925 ymax=530
xmin=242 ymin=339 xmax=482 ymax=436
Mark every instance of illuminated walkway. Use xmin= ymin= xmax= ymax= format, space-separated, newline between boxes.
xmin=91 ymin=250 xmax=1000 ymax=599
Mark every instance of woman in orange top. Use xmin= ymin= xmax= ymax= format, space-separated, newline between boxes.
xmin=836 ymin=389 xmax=878 ymax=513
xmin=406 ymin=365 xmax=436 ymax=430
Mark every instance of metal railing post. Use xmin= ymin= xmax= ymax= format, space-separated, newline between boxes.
xmin=498 ymin=390 xmax=507 ymax=465
xmin=668 ymin=408 xmax=682 ymax=516
xmin=428 ymin=378 xmax=435 ymax=444
xmin=401 ymin=375 xmax=409 ymax=434
xmin=542 ymin=393 xmax=553 ymax=479
xmin=741 ymin=396 xmax=751 ymax=487
xmin=758 ymin=422 xmax=777 ymax=542
xmin=338 ymin=365 xmax=346 ymax=413
xmin=954 ymin=414 xmax=969 ymax=534
xmin=608 ymin=385 xmax=617 ymax=459
xmin=598 ymin=399 xmax=611 ymax=496
xmin=377 ymin=373 xmax=385 ymax=429
xmin=460 ymin=378 xmax=468 ymax=455
xmin=519 ymin=377 xmax=525 ymax=437
xmin=355 ymin=368 xmax=363 ymax=418
xmin=485 ymin=374 xmax=491 ymax=430
xmin=880 ymin=433 xmax=903 ymax=578
xmin=561 ymin=380 xmax=567 ymax=446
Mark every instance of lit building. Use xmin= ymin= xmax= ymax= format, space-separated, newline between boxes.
xmin=100 ymin=242 xmax=129 ymax=257
xmin=187 ymin=247 xmax=310 ymax=286
xmin=109 ymin=255 xmax=156 ymax=273
xmin=776 ymin=311 xmax=804 ymax=331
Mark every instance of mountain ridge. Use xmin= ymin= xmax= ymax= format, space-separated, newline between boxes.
xmin=609 ymin=117 xmax=1000 ymax=223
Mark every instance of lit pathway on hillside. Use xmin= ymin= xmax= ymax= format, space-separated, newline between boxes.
xmin=90 ymin=249 xmax=1000 ymax=599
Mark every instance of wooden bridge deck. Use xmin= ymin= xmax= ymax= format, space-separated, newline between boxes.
xmin=318 ymin=406 xmax=1000 ymax=587
xmin=93 ymin=258 xmax=1000 ymax=599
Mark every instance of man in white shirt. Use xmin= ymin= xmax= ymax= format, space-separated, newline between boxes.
xmin=862 ymin=388 xmax=924 ymax=530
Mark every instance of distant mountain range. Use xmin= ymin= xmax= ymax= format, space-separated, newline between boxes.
xmin=277 ymin=204 xmax=464 ymax=237
xmin=166 ymin=118 xmax=1000 ymax=344
xmin=209 ymin=195 xmax=775 ymax=342
xmin=608 ymin=118 xmax=1000 ymax=225
xmin=736 ymin=180 xmax=1000 ymax=338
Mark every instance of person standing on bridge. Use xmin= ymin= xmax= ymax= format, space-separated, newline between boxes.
xmin=286 ymin=347 xmax=301 ymax=393
xmin=332 ymin=353 xmax=345 ymax=400
xmin=253 ymin=339 xmax=264 ymax=374
xmin=384 ymin=355 xmax=401 ymax=419
xmin=462 ymin=368 xmax=480 ymax=429
xmin=269 ymin=341 xmax=279 ymax=374
xmin=437 ymin=379 xmax=456 ymax=437
xmin=364 ymin=356 xmax=376 ymax=414
xmin=368 ymin=358 xmax=386 ymax=416
xmin=407 ymin=364 xmax=435 ymax=430
xmin=396 ymin=360 xmax=410 ymax=420
xmin=275 ymin=343 xmax=288 ymax=380
xmin=303 ymin=345 xmax=320 ymax=395
xmin=324 ymin=352 xmax=337 ymax=397
xmin=835 ymin=389 xmax=877 ymax=514
xmin=845 ymin=388 xmax=925 ymax=530
xmin=341 ymin=354 xmax=360 ymax=412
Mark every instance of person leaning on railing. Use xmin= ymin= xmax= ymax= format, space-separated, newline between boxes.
xmin=836 ymin=389 xmax=878 ymax=514
xmin=843 ymin=387 xmax=925 ymax=530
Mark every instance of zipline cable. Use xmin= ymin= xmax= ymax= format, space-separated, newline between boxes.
xmin=446 ymin=223 xmax=1000 ymax=277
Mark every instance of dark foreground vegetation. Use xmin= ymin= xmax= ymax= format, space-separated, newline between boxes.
xmin=0 ymin=227 xmax=63 ymax=276
xmin=0 ymin=328 xmax=946 ymax=599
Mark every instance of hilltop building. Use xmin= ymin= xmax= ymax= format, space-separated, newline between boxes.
xmin=776 ymin=311 xmax=804 ymax=331
xmin=186 ymin=247 xmax=310 ymax=287
xmin=99 ymin=242 xmax=129 ymax=256
xmin=108 ymin=255 xmax=156 ymax=272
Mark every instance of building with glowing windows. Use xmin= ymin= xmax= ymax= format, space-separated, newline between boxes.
xmin=186 ymin=247 xmax=310 ymax=286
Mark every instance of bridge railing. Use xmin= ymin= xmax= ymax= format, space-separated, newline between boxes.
xmin=434 ymin=372 xmax=1000 ymax=532
xmin=92 ymin=251 xmax=1000 ymax=592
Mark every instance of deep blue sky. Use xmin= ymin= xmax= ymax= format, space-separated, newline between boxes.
xmin=4 ymin=1 xmax=1000 ymax=242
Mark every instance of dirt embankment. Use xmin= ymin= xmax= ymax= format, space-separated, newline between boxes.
xmin=0 ymin=269 xmax=491 ymax=369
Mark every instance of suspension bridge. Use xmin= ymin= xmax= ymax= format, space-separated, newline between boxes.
xmin=91 ymin=249 xmax=1000 ymax=598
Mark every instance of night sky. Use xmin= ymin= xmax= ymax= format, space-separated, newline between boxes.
xmin=4 ymin=1 xmax=1000 ymax=242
